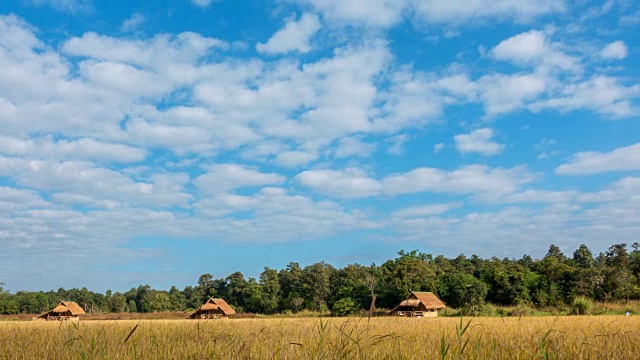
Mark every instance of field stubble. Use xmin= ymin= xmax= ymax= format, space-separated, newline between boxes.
xmin=1 ymin=316 xmax=639 ymax=359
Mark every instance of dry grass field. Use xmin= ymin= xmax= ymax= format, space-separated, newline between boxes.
xmin=1 ymin=316 xmax=639 ymax=359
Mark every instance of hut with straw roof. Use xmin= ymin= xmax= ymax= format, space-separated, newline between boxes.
xmin=33 ymin=301 xmax=85 ymax=321
xmin=187 ymin=297 xmax=236 ymax=319
xmin=388 ymin=291 xmax=445 ymax=318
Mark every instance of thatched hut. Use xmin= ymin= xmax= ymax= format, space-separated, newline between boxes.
xmin=187 ymin=297 xmax=236 ymax=319
xmin=388 ymin=292 xmax=445 ymax=318
xmin=33 ymin=301 xmax=85 ymax=321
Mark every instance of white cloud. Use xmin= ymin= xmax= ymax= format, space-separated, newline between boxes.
xmin=273 ymin=150 xmax=318 ymax=168
xmin=193 ymin=164 xmax=285 ymax=194
xmin=297 ymin=0 xmax=407 ymax=27
xmin=296 ymin=0 xmax=564 ymax=27
xmin=600 ymin=41 xmax=628 ymax=60
xmin=434 ymin=143 xmax=444 ymax=154
xmin=477 ymin=73 xmax=547 ymax=116
xmin=387 ymin=134 xmax=408 ymax=155
xmin=385 ymin=203 xmax=609 ymax=257
xmin=577 ymin=177 xmax=640 ymax=203
xmin=191 ymin=0 xmax=215 ymax=8
xmin=14 ymin=160 xmax=192 ymax=208
xmin=374 ymin=69 xmax=449 ymax=131
xmin=2 ymin=10 xmax=639 ymax=290
xmin=0 ymin=186 xmax=50 ymax=213
xmin=26 ymin=0 xmax=92 ymax=13
xmin=492 ymin=30 xmax=548 ymax=62
xmin=334 ymin=136 xmax=375 ymax=158
xmin=120 ymin=13 xmax=146 ymax=32
xmin=62 ymin=31 xmax=227 ymax=70
xmin=295 ymin=168 xmax=381 ymax=199
xmin=297 ymin=164 xmax=535 ymax=198
xmin=411 ymin=0 xmax=565 ymax=24
xmin=556 ymin=143 xmax=640 ymax=175
xmin=620 ymin=10 xmax=640 ymax=26
xmin=382 ymin=165 xmax=535 ymax=196
xmin=391 ymin=202 xmax=461 ymax=218
xmin=491 ymin=30 xmax=580 ymax=73
xmin=256 ymin=13 xmax=321 ymax=54
xmin=530 ymin=75 xmax=640 ymax=118
xmin=124 ymin=119 xmax=214 ymax=154
xmin=0 ymin=136 xmax=147 ymax=163
xmin=498 ymin=189 xmax=577 ymax=204
xmin=454 ymin=128 xmax=504 ymax=155
xmin=192 ymin=187 xmax=377 ymax=239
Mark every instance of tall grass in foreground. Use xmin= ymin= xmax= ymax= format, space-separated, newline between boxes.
xmin=1 ymin=316 xmax=639 ymax=359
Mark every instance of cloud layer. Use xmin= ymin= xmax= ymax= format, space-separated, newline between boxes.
xmin=0 ymin=1 xmax=639 ymax=291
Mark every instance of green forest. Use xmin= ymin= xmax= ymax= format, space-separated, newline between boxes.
xmin=2 ymin=243 xmax=639 ymax=316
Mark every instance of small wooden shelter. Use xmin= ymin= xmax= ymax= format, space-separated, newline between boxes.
xmin=187 ymin=297 xmax=236 ymax=319
xmin=33 ymin=301 xmax=85 ymax=321
xmin=388 ymin=292 xmax=445 ymax=318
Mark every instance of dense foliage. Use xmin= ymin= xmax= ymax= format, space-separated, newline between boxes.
xmin=2 ymin=243 xmax=639 ymax=315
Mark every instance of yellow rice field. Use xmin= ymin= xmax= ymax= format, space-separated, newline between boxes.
xmin=1 ymin=316 xmax=639 ymax=359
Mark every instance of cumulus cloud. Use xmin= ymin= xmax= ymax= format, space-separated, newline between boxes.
xmin=120 ymin=13 xmax=146 ymax=32
xmin=600 ymin=40 xmax=628 ymax=60
xmin=334 ymin=136 xmax=375 ymax=158
xmin=491 ymin=30 xmax=580 ymax=73
xmin=296 ymin=164 xmax=535 ymax=199
xmin=295 ymin=168 xmax=381 ymax=198
xmin=193 ymin=164 xmax=285 ymax=194
xmin=382 ymin=165 xmax=534 ymax=196
xmin=556 ymin=143 xmax=640 ymax=175
xmin=1 ymin=9 xmax=639 ymax=290
xmin=454 ymin=128 xmax=504 ymax=155
xmin=0 ymin=136 xmax=147 ymax=163
xmin=256 ymin=13 xmax=321 ymax=54
xmin=62 ymin=31 xmax=228 ymax=69
xmin=296 ymin=0 xmax=406 ymax=27
xmin=577 ymin=177 xmax=640 ymax=203
xmin=530 ymin=75 xmax=640 ymax=118
xmin=391 ymin=202 xmax=462 ymax=218
xmin=273 ymin=150 xmax=319 ymax=168
xmin=374 ymin=70 xmax=449 ymax=131
xmin=477 ymin=73 xmax=548 ymax=116
xmin=11 ymin=160 xmax=192 ymax=208
xmin=296 ymin=0 xmax=564 ymax=27
xmin=25 ymin=0 xmax=92 ymax=13
xmin=411 ymin=0 xmax=565 ymax=24
xmin=498 ymin=189 xmax=577 ymax=204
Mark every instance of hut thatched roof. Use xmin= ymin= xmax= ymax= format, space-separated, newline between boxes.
xmin=43 ymin=301 xmax=85 ymax=316
xmin=52 ymin=301 xmax=85 ymax=315
xmin=199 ymin=302 xmax=219 ymax=311
xmin=411 ymin=292 xmax=446 ymax=310
xmin=188 ymin=297 xmax=236 ymax=318
xmin=210 ymin=298 xmax=235 ymax=315
xmin=398 ymin=299 xmax=421 ymax=307
xmin=389 ymin=291 xmax=446 ymax=314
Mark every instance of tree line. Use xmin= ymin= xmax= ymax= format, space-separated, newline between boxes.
xmin=1 ymin=243 xmax=639 ymax=316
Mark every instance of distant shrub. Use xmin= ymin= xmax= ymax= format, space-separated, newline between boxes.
xmin=332 ymin=298 xmax=358 ymax=316
xmin=474 ymin=304 xmax=499 ymax=317
xmin=439 ymin=307 xmax=461 ymax=317
xmin=571 ymin=296 xmax=594 ymax=315
xmin=508 ymin=304 xmax=535 ymax=317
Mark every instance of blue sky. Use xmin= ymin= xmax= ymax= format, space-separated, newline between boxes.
xmin=0 ymin=0 xmax=639 ymax=292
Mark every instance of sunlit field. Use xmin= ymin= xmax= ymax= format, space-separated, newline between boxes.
xmin=2 ymin=316 xmax=639 ymax=359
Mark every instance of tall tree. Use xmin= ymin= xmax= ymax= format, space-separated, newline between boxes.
xmin=279 ymin=262 xmax=304 ymax=311
xmin=302 ymin=261 xmax=334 ymax=311
xmin=259 ymin=267 xmax=280 ymax=314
